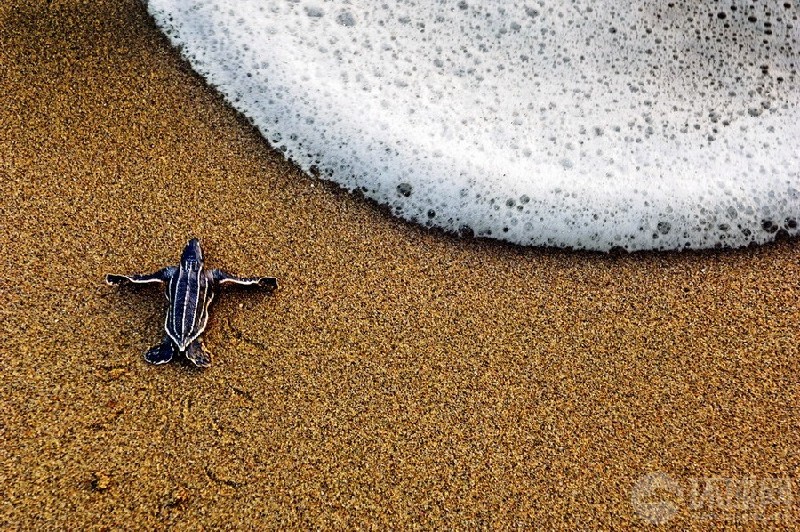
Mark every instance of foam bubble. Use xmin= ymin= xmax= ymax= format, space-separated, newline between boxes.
xmin=144 ymin=0 xmax=800 ymax=251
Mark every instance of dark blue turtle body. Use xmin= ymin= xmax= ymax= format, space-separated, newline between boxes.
xmin=106 ymin=238 xmax=278 ymax=367
xmin=164 ymin=238 xmax=213 ymax=352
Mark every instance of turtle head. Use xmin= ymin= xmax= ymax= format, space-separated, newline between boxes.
xmin=181 ymin=238 xmax=204 ymax=269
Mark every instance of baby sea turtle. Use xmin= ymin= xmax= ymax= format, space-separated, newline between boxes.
xmin=106 ymin=238 xmax=277 ymax=368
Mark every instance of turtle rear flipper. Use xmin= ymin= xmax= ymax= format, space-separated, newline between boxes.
xmin=145 ymin=337 xmax=175 ymax=365
xmin=185 ymin=338 xmax=211 ymax=368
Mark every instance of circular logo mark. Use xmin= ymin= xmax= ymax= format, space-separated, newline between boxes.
xmin=631 ymin=471 xmax=683 ymax=525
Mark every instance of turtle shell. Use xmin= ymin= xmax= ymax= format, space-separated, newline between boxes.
xmin=164 ymin=265 xmax=215 ymax=351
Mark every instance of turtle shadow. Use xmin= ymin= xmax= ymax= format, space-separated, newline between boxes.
xmin=172 ymin=353 xmax=210 ymax=371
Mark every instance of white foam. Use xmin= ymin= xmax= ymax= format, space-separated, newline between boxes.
xmin=145 ymin=0 xmax=800 ymax=251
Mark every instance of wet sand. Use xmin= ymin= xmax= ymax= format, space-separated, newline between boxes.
xmin=1 ymin=1 xmax=798 ymax=528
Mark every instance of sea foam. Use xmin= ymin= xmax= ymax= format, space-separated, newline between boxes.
xmin=144 ymin=0 xmax=800 ymax=251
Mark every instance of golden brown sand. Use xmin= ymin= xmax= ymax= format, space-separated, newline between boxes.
xmin=2 ymin=1 xmax=798 ymax=528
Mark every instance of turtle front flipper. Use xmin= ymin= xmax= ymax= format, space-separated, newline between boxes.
xmin=185 ymin=338 xmax=212 ymax=368
xmin=106 ymin=267 xmax=177 ymax=286
xmin=211 ymin=269 xmax=278 ymax=290
xmin=144 ymin=337 xmax=175 ymax=365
